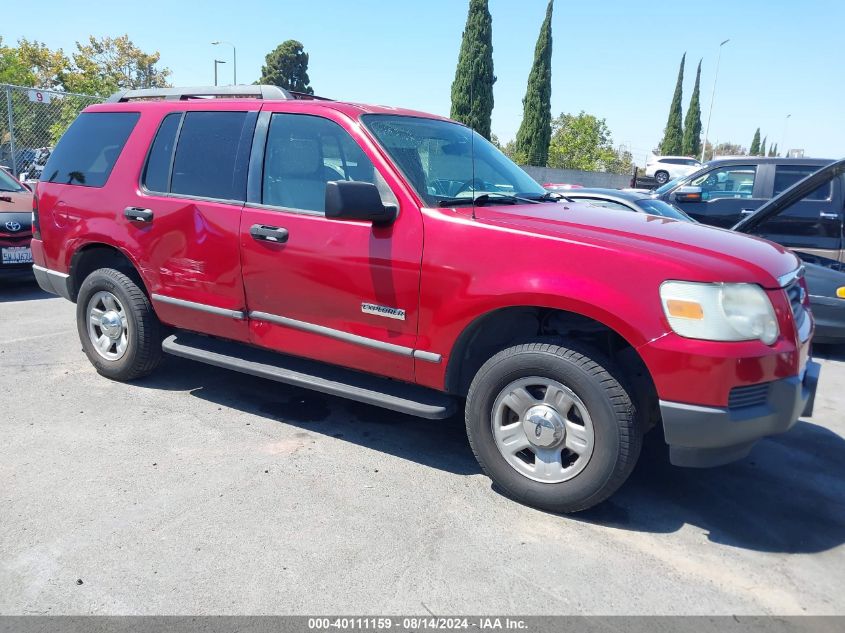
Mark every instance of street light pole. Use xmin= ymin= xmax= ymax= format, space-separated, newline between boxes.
xmin=701 ymin=38 xmax=730 ymax=162
xmin=214 ymin=59 xmax=226 ymax=86
xmin=781 ymin=114 xmax=791 ymax=157
xmin=212 ymin=41 xmax=237 ymax=85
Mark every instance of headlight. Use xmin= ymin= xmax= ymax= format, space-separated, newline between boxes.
xmin=660 ymin=281 xmax=779 ymax=345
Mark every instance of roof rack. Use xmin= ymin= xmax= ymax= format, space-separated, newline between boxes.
xmin=289 ymin=90 xmax=333 ymax=101
xmin=106 ymin=85 xmax=294 ymax=103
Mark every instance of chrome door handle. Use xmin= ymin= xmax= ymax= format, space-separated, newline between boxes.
xmin=250 ymin=224 xmax=289 ymax=243
xmin=820 ymin=212 xmax=839 ymax=220
xmin=740 ymin=208 xmax=755 ymax=215
xmin=124 ymin=207 xmax=153 ymax=223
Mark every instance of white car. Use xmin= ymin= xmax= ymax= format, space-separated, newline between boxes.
xmin=645 ymin=155 xmax=702 ymax=185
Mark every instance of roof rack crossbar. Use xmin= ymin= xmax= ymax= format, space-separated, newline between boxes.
xmin=106 ymin=85 xmax=294 ymax=103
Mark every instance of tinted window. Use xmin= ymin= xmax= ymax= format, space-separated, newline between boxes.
xmin=0 ymin=168 xmax=25 ymax=192
xmin=691 ymin=165 xmax=757 ymax=200
xmin=773 ymin=165 xmax=831 ymax=201
xmin=262 ymin=113 xmax=396 ymax=213
xmin=171 ymin=111 xmax=251 ymax=201
xmin=41 ymin=112 xmax=139 ymax=187
xmin=142 ymin=113 xmax=182 ymax=193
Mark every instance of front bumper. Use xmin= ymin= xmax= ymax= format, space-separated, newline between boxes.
xmin=660 ymin=359 xmax=820 ymax=468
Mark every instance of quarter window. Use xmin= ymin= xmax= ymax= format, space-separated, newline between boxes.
xmin=41 ymin=112 xmax=139 ymax=188
xmin=262 ymin=113 xmax=396 ymax=213
xmin=142 ymin=112 xmax=181 ymax=193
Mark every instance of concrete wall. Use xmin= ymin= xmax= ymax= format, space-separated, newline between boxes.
xmin=520 ymin=165 xmax=630 ymax=189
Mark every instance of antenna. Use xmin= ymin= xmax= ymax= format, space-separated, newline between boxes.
xmin=470 ymin=59 xmax=477 ymax=220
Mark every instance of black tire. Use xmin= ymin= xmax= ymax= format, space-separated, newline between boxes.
xmin=76 ymin=268 xmax=162 ymax=381
xmin=654 ymin=170 xmax=670 ymax=185
xmin=465 ymin=342 xmax=641 ymax=513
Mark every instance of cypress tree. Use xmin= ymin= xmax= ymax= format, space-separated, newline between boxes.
xmin=450 ymin=0 xmax=496 ymax=140
xmin=750 ymin=128 xmax=761 ymax=155
xmin=770 ymin=143 xmax=778 ymax=157
xmin=659 ymin=54 xmax=685 ymax=156
xmin=760 ymin=136 xmax=767 ymax=157
xmin=682 ymin=59 xmax=702 ymax=157
xmin=513 ymin=0 xmax=554 ymax=166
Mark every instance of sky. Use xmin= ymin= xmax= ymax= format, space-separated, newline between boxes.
xmin=4 ymin=0 xmax=844 ymax=165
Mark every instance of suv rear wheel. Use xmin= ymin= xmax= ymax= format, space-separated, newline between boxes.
xmin=76 ymin=268 xmax=162 ymax=381
xmin=465 ymin=342 xmax=641 ymax=513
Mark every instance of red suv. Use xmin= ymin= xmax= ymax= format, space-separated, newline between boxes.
xmin=31 ymin=86 xmax=819 ymax=512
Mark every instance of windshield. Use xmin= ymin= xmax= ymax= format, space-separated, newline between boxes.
xmin=653 ymin=175 xmax=686 ymax=195
xmin=636 ymin=198 xmax=696 ymax=222
xmin=0 ymin=168 xmax=25 ymax=193
xmin=362 ymin=115 xmax=546 ymax=207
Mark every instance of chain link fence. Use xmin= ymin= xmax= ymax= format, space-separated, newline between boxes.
xmin=1 ymin=83 xmax=101 ymax=181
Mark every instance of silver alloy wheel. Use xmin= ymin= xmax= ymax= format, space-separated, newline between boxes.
xmin=491 ymin=376 xmax=595 ymax=483
xmin=86 ymin=290 xmax=129 ymax=361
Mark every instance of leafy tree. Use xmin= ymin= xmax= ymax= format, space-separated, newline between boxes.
xmin=258 ymin=40 xmax=314 ymax=94
xmin=450 ymin=0 xmax=495 ymax=140
xmin=682 ymin=59 xmax=702 ymax=157
xmin=750 ymin=128 xmax=761 ymax=155
xmin=548 ymin=111 xmax=632 ymax=174
xmin=62 ymin=35 xmax=170 ymax=96
xmin=0 ymin=37 xmax=68 ymax=88
xmin=769 ymin=143 xmax=778 ymax=157
xmin=760 ymin=136 xmax=767 ymax=157
xmin=513 ymin=0 xmax=554 ymax=166
xmin=659 ymin=53 xmax=685 ymax=156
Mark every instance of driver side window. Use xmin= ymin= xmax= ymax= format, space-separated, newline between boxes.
xmin=262 ymin=113 xmax=396 ymax=213
xmin=692 ymin=165 xmax=757 ymax=200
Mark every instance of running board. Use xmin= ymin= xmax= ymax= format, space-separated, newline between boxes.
xmin=162 ymin=332 xmax=456 ymax=420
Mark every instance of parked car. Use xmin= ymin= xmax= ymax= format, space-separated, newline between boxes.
xmin=0 ymin=168 xmax=34 ymax=277
xmin=555 ymin=188 xmax=695 ymax=221
xmin=32 ymin=85 xmax=818 ymax=513
xmin=733 ymin=159 xmax=845 ymax=344
xmin=645 ymin=155 xmax=702 ymax=185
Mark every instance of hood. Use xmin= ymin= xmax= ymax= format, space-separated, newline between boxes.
xmin=0 ymin=190 xmax=33 ymax=213
xmin=470 ymin=201 xmax=800 ymax=288
xmin=732 ymin=158 xmax=845 ymax=233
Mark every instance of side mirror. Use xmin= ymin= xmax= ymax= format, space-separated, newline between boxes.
xmin=674 ymin=185 xmax=703 ymax=203
xmin=325 ymin=181 xmax=397 ymax=226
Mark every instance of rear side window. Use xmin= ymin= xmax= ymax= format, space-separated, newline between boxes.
xmin=169 ymin=111 xmax=253 ymax=202
xmin=41 ymin=112 xmax=139 ymax=187
xmin=143 ymin=112 xmax=182 ymax=193
xmin=773 ymin=165 xmax=831 ymax=201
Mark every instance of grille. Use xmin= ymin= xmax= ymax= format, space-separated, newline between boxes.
xmin=785 ymin=280 xmax=810 ymax=341
xmin=728 ymin=383 xmax=771 ymax=409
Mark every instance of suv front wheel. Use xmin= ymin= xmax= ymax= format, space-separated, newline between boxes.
xmin=654 ymin=170 xmax=670 ymax=185
xmin=76 ymin=268 xmax=162 ymax=381
xmin=465 ymin=342 xmax=642 ymax=513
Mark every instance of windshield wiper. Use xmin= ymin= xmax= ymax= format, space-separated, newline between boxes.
xmin=438 ymin=192 xmax=541 ymax=207
xmin=525 ymin=191 xmax=573 ymax=203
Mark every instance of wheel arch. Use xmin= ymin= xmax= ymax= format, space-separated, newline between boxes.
xmin=68 ymin=242 xmax=149 ymax=302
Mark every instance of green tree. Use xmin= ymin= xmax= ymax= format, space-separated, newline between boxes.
xmin=682 ymin=59 xmax=702 ymax=157
xmin=450 ymin=0 xmax=495 ymax=140
xmin=547 ymin=111 xmax=632 ymax=174
xmin=659 ymin=53 xmax=685 ymax=155
xmin=258 ymin=40 xmax=314 ymax=94
xmin=749 ymin=128 xmax=761 ymax=155
xmin=760 ymin=136 xmax=767 ymax=157
xmin=512 ymin=0 xmax=554 ymax=166
xmin=769 ymin=143 xmax=778 ymax=157
xmin=62 ymin=35 xmax=170 ymax=96
xmin=0 ymin=37 xmax=68 ymax=88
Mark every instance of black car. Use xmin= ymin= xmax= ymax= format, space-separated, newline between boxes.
xmin=734 ymin=159 xmax=845 ymax=344
xmin=652 ymin=157 xmax=842 ymax=264
xmin=560 ymin=188 xmax=695 ymax=221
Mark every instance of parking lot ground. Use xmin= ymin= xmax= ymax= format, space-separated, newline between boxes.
xmin=1 ymin=277 xmax=844 ymax=615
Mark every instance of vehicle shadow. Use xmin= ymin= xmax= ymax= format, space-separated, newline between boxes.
xmin=133 ymin=355 xmax=845 ymax=554
xmin=0 ymin=275 xmax=51 ymax=303
xmin=814 ymin=343 xmax=845 ymax=362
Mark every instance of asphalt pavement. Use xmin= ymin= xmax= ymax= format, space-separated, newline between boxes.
xmin=1 ymin=276 xmax=844 ymax=615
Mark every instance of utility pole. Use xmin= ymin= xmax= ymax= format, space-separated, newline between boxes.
xmin=701 ymin=38 xmax=730 ymax=162
xmin=214 ymin=59 xmax=226 ymax=87
xmin=212 ymin=41 xmax=237 ymax=85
